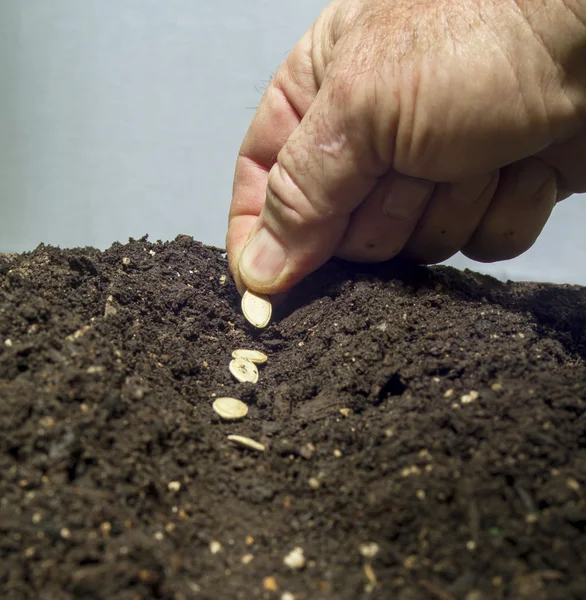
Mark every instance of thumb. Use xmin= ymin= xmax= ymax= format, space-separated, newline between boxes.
xmin=238 ymin=73 xmax=390 ymax=294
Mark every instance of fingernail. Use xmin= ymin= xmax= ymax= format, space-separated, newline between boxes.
xmin=383 ymin=176 xmax=434 ymax=219
xmin=239 ymin=227 xmax=287 ymax=286
xmin=450 ymin=173 xmax=495 ymax=204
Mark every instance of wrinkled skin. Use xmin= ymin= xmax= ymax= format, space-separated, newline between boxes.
xmin=227 ymin=0 xmax=586 ymax=295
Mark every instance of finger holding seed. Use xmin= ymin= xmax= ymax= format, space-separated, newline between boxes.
xmin=229 ymin=357 xmax=259 ymax=384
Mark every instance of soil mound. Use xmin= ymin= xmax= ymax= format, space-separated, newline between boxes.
xmin=1 ymin=236 xmax=585 ymax=600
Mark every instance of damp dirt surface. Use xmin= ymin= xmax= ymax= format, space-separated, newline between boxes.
xmin=1 ymin=235 xmax=585 ymax=600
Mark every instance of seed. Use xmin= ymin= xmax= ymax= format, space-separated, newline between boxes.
xmin=227 ymin=435 xmax=265 ymax=452
xmin=213 ymin=397 xmax=249 ymax=420
xmin=232 ymin=349 xmax=268 ymax=364
xmin=229 ymin=358 xmax=259 ymax=384
xmin=241 ymin=290 xmax=272 ymax=328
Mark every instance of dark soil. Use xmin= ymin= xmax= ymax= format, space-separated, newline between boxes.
xmin=1 ymin=235 xmax=585 ymax=600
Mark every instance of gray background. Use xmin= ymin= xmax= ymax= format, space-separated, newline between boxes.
xmin=1 ymin=0 xmax=584 ymax=284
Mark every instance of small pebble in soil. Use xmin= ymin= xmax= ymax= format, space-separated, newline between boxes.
xmin=241 ymin=554 xmax=254 ymax=565
xmin=229 ymin=358 xmax=259 ymax=384
xmin=241 ymin=290 xmax=272 ymax=328
xmin=4 ymin=339 xmax=12 ymax=347
xmin=308 ymin=477 xmax=320 ymax=490
xmin=209 ymin=540 xmax=223 ymax=554
xmin=263 ymin=576 xmax=278 ymax=591
xmin=167 ymin=481 xmax=181 ymax=492
xmin=461 ymin=390 xmax=479 ymax=404
xmin=212 ymin=397 xmax=249 ymax=420
xmin=567 ymin=478 xmax=580 ymax=491
xmin=299 ymin=443 xmax=316 ymax=460
xmin=231 ymin=348 xmax=268 ymax=364
xmin=227 ymin=435 xmax=265 ymax=452
xmin=281 ymin=593 xmax=295 ymax=600
xmin=359 ymin=542 xmax=380 ymax=559
xmin=364 ymin=563 xmax=377 ymax=590
xmin=283 ymin=547 xmax=306 ymax=570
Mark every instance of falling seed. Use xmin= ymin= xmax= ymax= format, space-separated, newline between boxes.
xmin=212 ymin=397 xmax=249 ymax=420
xmin=241 ymin=290 xmax=272 ymax=328
xmin=232 ymin=349 xmax=268 ymax=364
xmin=229 ymin=358 xmax=259 ymax=384
xmin=227 ymin=435 xmax=265 ymax=452
xmin=283 ymin=547 xmax=306 ymax=570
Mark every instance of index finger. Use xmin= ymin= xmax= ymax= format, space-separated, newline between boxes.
xmin=227 ymin=30 xmax=318 ymax=293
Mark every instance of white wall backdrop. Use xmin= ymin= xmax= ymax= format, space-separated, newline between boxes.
xmin=0 ymin=0 xmax=584 ymax=284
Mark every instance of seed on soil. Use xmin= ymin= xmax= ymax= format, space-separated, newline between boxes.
xmin=283 ymin=547 xmax=305 ymax=570
xmin=231 ymin=349 xmax=268 ymax=364
xmin=229 ymin=358 xmax=259 ymax=384
xmin=212 ymin=397 xmax=249 ymax=420
xmin=241 ymin=290 xmax=272 ymax=328
xmin=227 ymin=435 xmax=265 ymax=452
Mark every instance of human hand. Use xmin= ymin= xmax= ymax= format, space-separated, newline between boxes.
xmin=227 ymin=0 xmax=586 ymax=295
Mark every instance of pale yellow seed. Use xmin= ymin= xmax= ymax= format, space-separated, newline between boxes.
xmin=232 ymin=349 xmax=268 ymax=364
xmin=227 ymin=435 xmax=265 ymax=452
xmin=241 ymin=290 xmax=272 ymax=328
xmin=213 ymin=397 xmax=249 ymax=420
xmin=229 ymin=358 xmax=259 ymax=384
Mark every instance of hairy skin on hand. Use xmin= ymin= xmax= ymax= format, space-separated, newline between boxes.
xmin=228 ymin=0 xmax=586 ymax=295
